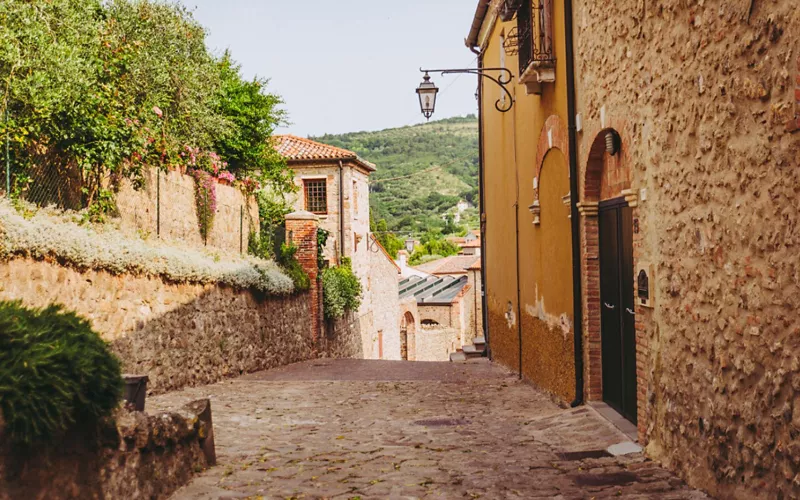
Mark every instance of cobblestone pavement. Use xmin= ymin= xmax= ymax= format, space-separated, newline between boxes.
xmin=150 ymin=359 xmax=708 ymax=499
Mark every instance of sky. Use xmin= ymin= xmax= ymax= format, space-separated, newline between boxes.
xmin=176 ymin=0 xmax=481 ymax=137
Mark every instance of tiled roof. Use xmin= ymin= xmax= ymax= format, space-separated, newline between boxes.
xmin=461 ymin=239 xmax=481 ymax=248
xmin=274 ymin=135 xmax=376 ymax=171
xmin=414 ymin=255 xmax=480 ymax=275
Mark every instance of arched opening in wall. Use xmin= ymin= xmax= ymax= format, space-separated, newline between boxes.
xmin=535 ymin=148 xmax=574 ymax=320
xmin=583 ymin=128 xmax=638 ymax=425
xmin=421 ymin=319 xmax=440 ymax=328
xmin=400 ymin=311 xmax=416 ymax=361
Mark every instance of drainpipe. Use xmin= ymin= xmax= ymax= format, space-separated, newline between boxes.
xmin=564 ymin=0 xmax=585 ymax=407
xmin=338 ymin=160 xmax=345 ymax=263
xmin=470 ymin=45 xmax=491 ymax=359
xmin=510 ymin=84 xmax=523 ymax=381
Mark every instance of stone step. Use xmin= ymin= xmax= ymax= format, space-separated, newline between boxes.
xmin=472 ymin=336 xmax=486 ymax=347
xmin=462 ymin=345 xmax=484 ymax=358
xmin=449 ymin=351 xmax=467 ymax=362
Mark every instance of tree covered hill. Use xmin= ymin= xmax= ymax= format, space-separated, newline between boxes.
xmin=312 ymin=115 xmax=479 ymax=236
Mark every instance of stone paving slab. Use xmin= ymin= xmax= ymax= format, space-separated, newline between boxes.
xmin=149 ymin=359 xmax=709 ymax=499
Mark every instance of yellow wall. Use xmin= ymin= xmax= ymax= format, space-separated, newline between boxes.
xmin=480 ymin=0 xmax=575 ymax=401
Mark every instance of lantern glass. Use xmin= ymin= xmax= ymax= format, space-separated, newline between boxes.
xmin=416 ymin=73 xmax=439 ymax=120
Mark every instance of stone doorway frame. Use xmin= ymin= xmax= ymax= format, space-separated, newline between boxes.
xmin=577 ymin=124 xmax=647 ymax=441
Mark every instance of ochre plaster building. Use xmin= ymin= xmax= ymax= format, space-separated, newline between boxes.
xmin=465 ymin=0 xmax=800 ymax=498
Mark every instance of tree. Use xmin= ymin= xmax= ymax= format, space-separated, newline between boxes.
xmin=371 ymin=218 xmax=404 ymax=259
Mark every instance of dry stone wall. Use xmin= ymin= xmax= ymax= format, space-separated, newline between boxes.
xmin=574 ymin=1 xmax=800 ymax=497
xmin=0 ymin=257 xmax=314 ymax=394
xmin=0 ymin=399 xmax=213 ymax=500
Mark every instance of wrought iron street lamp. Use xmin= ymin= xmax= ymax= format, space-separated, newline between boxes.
xmin=416 ymin=72 xmax=439 ymax=120
xmin=416 ymin=67 xmax=514 ymax=120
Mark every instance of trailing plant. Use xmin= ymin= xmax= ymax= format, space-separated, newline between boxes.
xmin=276 ymin=243 xmax=310 ymax=292
xmin=0 ymin=199 xmax=295 ymax=295
xmin=317 ymin=228 xmax=330 ymax=269
xmin=248 ymin=231 xmax=272 ymax=260
xmin=0 ymin=300 xmax=123 ymax=446
xmin=192 ymin=169 xmax=217 ymax=243
xmin=253 ymin=188 xmax=293 ymax=260
xmin=321 ymin=258 xmax=362 ymax=320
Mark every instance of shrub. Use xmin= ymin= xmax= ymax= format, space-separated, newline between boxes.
xmin=321 ymin=259 xmax=362 ymax=320
xmin=277 ymin=243 xmax=310 ymax=292
xmin=0 ymin=301 xmax=123 ymax=446
xmin=0 ymin=200 xmax=295 ymax=296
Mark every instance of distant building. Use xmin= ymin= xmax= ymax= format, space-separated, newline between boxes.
xmin=395 ymin=250 xmax=430 ymax=279
xmin=275 ymin=135 xmax=400 ymax=361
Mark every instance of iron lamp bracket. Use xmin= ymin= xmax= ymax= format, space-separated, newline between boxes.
xmin=420 ymin=67 xmax=515 ymax=113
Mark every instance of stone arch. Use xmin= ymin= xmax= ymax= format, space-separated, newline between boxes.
xmin=400 ymin=311 xmax=416 ymax=361
xmin=579 ymin=123 xmax=647 ymax=439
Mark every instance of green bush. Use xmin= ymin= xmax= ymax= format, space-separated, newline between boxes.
xmin=321 ymin=259 xmax=362 ymax=320
xmin=0 ymin=301 xmax=123 ymax=446
xmin=277 ymin=243 xmax=310 ymax=292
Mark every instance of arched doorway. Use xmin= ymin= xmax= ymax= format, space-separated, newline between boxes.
xmin=400 ymin=312 xmax=416 ymax=361
xmin=581 ymin=127 xmax=638 ymax=425
xmin=599 ymin=197 xmax=636 ymax=422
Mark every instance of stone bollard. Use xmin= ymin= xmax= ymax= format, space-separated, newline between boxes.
xmin=285 ymin=211 xmax=321 ymax=346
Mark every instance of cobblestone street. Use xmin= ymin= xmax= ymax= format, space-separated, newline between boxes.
xmin=150 ymin=360 xmax=708 ymax=499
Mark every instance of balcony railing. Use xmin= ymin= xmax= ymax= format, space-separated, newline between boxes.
xmin=516 ymin=0 xmax=555 ymax=93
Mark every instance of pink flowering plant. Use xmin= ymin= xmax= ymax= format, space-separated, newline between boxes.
xmin=218 ymin=171 xmax=236 ymax=183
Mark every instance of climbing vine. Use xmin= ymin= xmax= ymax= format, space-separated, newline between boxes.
xmin=192 ymin=170 xmax=217 ymax=244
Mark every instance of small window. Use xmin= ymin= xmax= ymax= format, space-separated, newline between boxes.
xmin=304 ymin=179 xmax=327 ymax=214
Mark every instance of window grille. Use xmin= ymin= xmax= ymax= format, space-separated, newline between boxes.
xmin=304 ymin=179 xmax=327 ymax=214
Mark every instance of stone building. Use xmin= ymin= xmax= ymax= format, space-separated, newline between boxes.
xmin=464 ymin=0 xmax=799 ymax=498
xmin=275 ymin=136 xmax=403 ymax=362
xmin=275 ymin=135 xmax=373 ymax=271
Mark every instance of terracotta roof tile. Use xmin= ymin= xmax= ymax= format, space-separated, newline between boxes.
xmin=461 ymin=239 xmax=481 ymax=248
xmin=414 ymin=255 xmax=480 ymax=275
xmin=274 ymin=135 xmax=376 ymax=171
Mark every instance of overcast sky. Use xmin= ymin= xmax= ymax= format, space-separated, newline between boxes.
xmin=176 ymin=0 xmax=481 ymax=137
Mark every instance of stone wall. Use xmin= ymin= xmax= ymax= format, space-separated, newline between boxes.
xmin=116 ymin=167 xmax=258 ymax=255
xmin=288 ymin=162 xmax=371 ymax=272
xmin=0 ymin=257 xmax=314 ymax=394
xmin=573 ymin=1 xmax=800 ymax=498
xmin=414 ymin=327 xmax=461 ymax=362
xmin=360 ymin=235 xmax=402 ymax=360
xmin=0 ymin=400 xmax=214 ymax=500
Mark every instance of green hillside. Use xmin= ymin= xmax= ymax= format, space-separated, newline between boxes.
xmin=312 ymin=115 xmax=479 ymax=237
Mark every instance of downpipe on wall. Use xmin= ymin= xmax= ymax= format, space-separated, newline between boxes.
xmin=470 ymin=45 xmax=491 ymax=359
xmin=564 ymin=0 xmax=585 ymax=408
xmin=338 ymin=160 xmax=345 ymax=262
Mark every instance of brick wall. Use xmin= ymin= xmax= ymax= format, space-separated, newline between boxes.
xmin=286 ymin=211 xmax=321 ymax=346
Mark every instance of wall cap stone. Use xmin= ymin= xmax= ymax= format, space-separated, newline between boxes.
xmin=285 ymin=210 xmax=319 ymax=221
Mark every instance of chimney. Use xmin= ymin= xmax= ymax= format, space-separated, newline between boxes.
xmin=397 ymin=250 xmax=408 ymax=270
